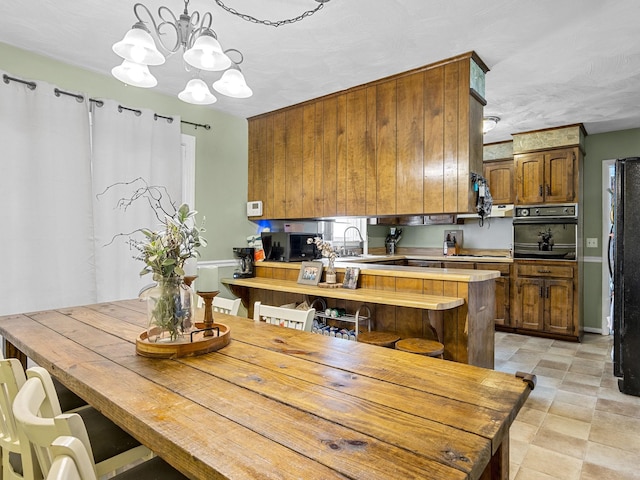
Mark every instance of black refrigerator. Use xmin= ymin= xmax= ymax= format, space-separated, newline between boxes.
xmin=613 ymin=157 xmax=640 ymax=396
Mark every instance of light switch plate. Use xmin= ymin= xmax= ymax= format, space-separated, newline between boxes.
xmin=586 ymin=238 xmax=598 ymax=248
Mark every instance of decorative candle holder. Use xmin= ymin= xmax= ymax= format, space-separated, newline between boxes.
xmin=196 ymin=290 xmax=220 ymax=337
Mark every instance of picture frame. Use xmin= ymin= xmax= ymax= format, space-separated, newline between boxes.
xmin=297 ymin=261 xmax=323 ymax=286
xmin=342 ymin=266 xmax=360 ymax=289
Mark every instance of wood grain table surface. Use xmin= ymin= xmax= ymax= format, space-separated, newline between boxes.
xmin=0 ymin=300 xmax=533 ymax=480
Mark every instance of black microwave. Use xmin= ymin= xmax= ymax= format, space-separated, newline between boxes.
xmin=261 ymin=232 xmax=321 ymax=262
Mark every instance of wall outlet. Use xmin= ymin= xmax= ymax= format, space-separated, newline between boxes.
xmin=586 ymin=238 xmax=598 ymax=248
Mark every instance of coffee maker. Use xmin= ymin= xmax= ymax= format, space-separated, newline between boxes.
xmin=233 ymin=247 xmax=255 ymax=278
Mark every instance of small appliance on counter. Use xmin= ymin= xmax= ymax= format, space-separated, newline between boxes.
xmin=233 ymin=247 xmax=255 ymax=278
xmin=260 ymin=232 xmax=320 ymax=262
xmin=385 ymin=228 xmax=402 ymax=255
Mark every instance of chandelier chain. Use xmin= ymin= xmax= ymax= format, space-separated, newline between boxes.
xmin=212 ymin=0 xmax=329 ymax=27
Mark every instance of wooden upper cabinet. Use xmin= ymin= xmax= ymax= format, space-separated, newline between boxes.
xmin=483 ymin=159 xmax=515 ymax=205
xmin=544 ymin=148 xmax=576 ymax=203
xmin=515 ymin=147 xmax=578 ymax=205
xmin=247 ymin=52 xmax=487 ymax=220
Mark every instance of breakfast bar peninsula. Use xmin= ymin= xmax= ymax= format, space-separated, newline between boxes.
xmin=223 ymin=260 xmax=500 ymax=368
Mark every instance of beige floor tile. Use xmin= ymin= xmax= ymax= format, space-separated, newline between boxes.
xmin=540 ymin=413 xmax=591 ymax=440
xmin=557 ymin=380 xmax=601 ymax=397
xmin=568 ymin=359 xmax=605 ymax=377
xmin=509 ymin=438 xmax=530 ymax=466
xmin=515 ymin=466 xmax=564 ymax=479
xmin=584 ymin=442 xmax=640 ymax=478
xmin=589 ymin=410 xmax=640 ymax=452
xmin=595 ymin=397 xmax=640 ymax=417
xmin=532 ymin=427 xmax=588 ymax=460
xmin=519 ymin=445 xmax=582 ymax=480
xmin=547 ymin=400 xmax=595 ymax=423
xmin=515 ymin=406 xmax=547 ymax=427
xmin=580 ymin=461 xmax=640 ymax=480
xmin=510 ymin=419 xmax=538 ymax=443
xmin=533 ymin=365 xmax=568 ymax=379
xmin=537 ymin=357 xmax=572 ymax=371
xmin=554 ymin=390 xmax=598 ymax=409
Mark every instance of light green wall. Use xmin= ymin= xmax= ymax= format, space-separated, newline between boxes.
xmin=582 ymin=128 xmax=640 ymax=329
xmin=0 ymin=42 xmax=255 ymax=261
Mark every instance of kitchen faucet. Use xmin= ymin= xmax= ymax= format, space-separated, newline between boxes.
xmin=342 ymin=226 xmax=366 ymax=256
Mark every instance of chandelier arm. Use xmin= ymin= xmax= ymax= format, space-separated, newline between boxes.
xmin=212 ymin=0 xmax=329 ymax=27
xmin=223 ymin=48 xmax=244 ymax=66
xmin=156 ymin=6 xmax=183 ymax=53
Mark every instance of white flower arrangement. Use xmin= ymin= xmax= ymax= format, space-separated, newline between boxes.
xmin=307 ymin=236 xmax=337 ymax=273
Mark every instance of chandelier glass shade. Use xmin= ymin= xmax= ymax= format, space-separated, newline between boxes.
xmin=111 ymin=60 xmax=158 ymax=88
xmin=111 ymin=1 xmax=251 ymax=104
xmin=179 ymin=79 xmax=218 ymax=105
xmin=213 ymin=66 xmax=253 ymax=99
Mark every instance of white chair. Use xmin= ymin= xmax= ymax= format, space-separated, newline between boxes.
xmin=13 ymin=374 xmax=187 ymax=480
xmin=212 ymin=296 xmax=241 ymax=316
xmin=253 ymin=301 xmax=315 ymax=332
xmin=5 ymin=365 xmax=152 ymax=480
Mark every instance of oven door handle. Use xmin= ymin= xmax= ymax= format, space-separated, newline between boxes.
xmin=513 ymin=217 xmax=578 ymax=225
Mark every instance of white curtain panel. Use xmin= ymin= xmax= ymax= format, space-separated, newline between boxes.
xmin=0 ymin=71 xmax=96 ymax=315
xmin=91 ymin=100 xmax=182 ymax=302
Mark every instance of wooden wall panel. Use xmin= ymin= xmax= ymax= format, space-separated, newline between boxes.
xmin=313 ymin=102 xmax=324 ymax=217
xmin=335 ymin=94 xmax=348 ymax=216
xmin=423 ymin=66 xmax=445 ymax=214
xmin=273 ymin=111 xmax=287 ymax=218
xmin=443 ymin=62 xmax=460 ymax=213
xmin=376 ymin=80 xmax=397 ymax=215
xmin=322 ymin=97 xmax=338 ymax=217
xmin=365 ymin=86 xmax=378 ymax=215
xmin=346 ymin=89 xmax=368 ymax=216
xmin=285 ymin=107 xmax=304 ymax=218
xmin=396 ymin=72 xmax=424 ymax=215
xmin=302 ymin=104 xmax=316 ymax=218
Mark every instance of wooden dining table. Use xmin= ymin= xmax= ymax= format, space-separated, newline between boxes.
xmin=0 ymin=299 xmax=534 ymax=480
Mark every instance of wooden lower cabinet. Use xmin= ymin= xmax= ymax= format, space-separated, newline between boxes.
xmin=476 ymin=263 xmax=510 ymax=327
xmin=511 ymin=260 xmax=580 ymax=341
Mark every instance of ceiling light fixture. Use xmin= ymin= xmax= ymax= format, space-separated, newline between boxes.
xmin=111 ymin=0 xmax=251 ymax=104
xmin=111 ymin=0 xmax=332 ymax=106
xmin=483 ymin=116 xmax=500 ymax=134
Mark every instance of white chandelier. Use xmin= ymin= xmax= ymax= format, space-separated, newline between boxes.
xmin=111 ymin=0 xmax=252 ymax=105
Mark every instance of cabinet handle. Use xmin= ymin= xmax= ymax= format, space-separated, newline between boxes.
xmin=539 ymin=185 xmax=543 ymax=196
xmin=545 ymin=286 xmax=549 ymax=298
xmin=546 ymin=184 xmax=551 ymax=196
xmin=539 ymin=286 xmax=543 ymax=297
xmin=537 ymin=269 xmax=551 ymax=273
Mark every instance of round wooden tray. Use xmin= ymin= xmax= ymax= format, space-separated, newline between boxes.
xmin=135 ymin=322 xmax=231 ymax=359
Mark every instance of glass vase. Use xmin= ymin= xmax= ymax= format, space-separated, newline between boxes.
xmin=144 ymin=277 xmax=195 ymax=343
xmin=326 ymin=258 xmax=337 ymax=284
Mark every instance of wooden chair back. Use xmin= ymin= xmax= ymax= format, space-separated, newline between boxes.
xmin=212 ymin=297 xmax=241 ymax=316
xmin=0 ymin=358 xmax=40 ymax=480
xmin=253 ymin=301 xmax=315 ymax=332
xmin=46 ymin=436 xmax=95 ymax=480
xmin=13 ymin=375 xmax=96 ymax=479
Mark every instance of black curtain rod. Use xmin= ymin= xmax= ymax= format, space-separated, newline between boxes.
xmin=3 ymin=74 xmax=211 ymax=131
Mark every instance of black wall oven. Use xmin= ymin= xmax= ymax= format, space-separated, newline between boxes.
xmin=513 ymin=204 xmax=577 ymax=260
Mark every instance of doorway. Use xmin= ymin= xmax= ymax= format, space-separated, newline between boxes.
xmin=601 ymin=159 xmax=615 ymax=335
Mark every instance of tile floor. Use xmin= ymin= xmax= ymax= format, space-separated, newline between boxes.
xmin=494 ymin=331 xmax=640 ymax=480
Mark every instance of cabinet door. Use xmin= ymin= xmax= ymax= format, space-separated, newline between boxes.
xmin=483 ymin=160 xmax=514 ymax=205
xmin=544 ymin=278 xmax=574 ymax=335
xmin=494 ymin=276 xmax=509 ymax=326
xmin=514 ymin=278 xmax=544 ymax=330
xmin=515 ymin=153 xmax=544 ymax=204
xmin=544 ymin=148 xmax=576 ymax=203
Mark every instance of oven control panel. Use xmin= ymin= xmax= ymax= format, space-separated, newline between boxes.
xmin=515 ymin=204 xmax=577 ymax=218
